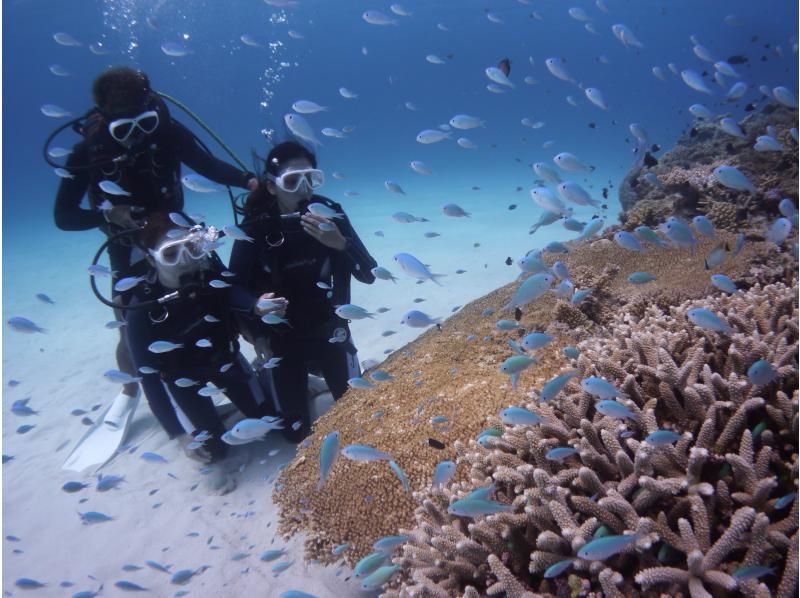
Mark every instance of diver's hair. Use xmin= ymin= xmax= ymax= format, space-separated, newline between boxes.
xmin=243 ymin=141 xmax=318 ymax=216
xmin=92 ymin=66 xmax=151 ymax=114
xmin=264 ymin=141 xmax=317 ymax=177
xmin=138 ymin=212 xmax=176 ymax=250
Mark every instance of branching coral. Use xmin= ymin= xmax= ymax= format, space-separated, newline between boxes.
xmin=389 ymin=281 xmax=798 ymax=597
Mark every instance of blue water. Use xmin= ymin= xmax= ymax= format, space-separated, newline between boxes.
xmin=2 ymin=0 xmax=797 ymax=594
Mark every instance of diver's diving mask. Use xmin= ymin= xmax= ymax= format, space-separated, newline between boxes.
xmin=267 ymin=168 xmax=325 ymax=193
xmin=108 ymin=110 xmax=160 ymax=143
xmin=150 ymin=225 xmax=220 ymax=268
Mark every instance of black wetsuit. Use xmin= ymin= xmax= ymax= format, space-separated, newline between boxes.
xmin=124 ymin=262 xmax=268 ymax=459
xmin=52 ymin=97 xmax=253 ymax=397
xmin=229 ymin=195 xmax=377 ymax=440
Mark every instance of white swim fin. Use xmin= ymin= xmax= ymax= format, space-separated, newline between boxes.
xmin=62 ymin=389 xmax=140 ymax=473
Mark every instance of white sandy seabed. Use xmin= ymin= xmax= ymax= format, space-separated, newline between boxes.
xmin=2 ymin=182 xmax=616 ymax=596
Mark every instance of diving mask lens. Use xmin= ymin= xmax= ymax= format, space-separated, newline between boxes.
xmin=275 ymin=168 xmax=324 ymax=193
xmin=108 ymin=110 xmax=160 ymax=142
xmin=153 ymin=234 xmax=208 ymax=267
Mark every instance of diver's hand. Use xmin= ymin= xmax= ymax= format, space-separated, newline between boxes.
xmin=301 ymin=213 xmax=346 ymax=251
xmin=255 ymin=292 xmax=288 ymax=317
xmin=104 ymin=205 xmax=142 ymax=230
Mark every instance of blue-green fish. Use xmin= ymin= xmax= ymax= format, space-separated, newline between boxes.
xmin=477 ymin=428 xmax=502 ymax=446
xmin=754 ymin=135 xmax=783 ymax=152
xmin=148 ymin=340 xmax=183 ymax=354
xmin=432 ymin=460 xmax=456 ymax=487
xmin=779 ymin=198 xmax=798 ymax=224
xmin=341 ymin=444 xmax=392 ymax=461
xmin=62 ymin=481 xmax=90 ymax=493
xmin=447 ymin=498 xmax=514 ymax=518
xmin=530 ymin=210 xmax=562 ymax=234
xmin=354 ymin=552 xmax=389 ymax=577
xmin=686 ymin=307 xmax=733 ymax=334
xmin=517 ymin=250 xmax=547 ymax=273
xmin=389 ymin=460 xmax=411 ymax=492
xmin=96 ymin=473 xmax=125 ymax=492
xmin=496 ymin=319 xmax=520 ymax=330
xmin=563 ymin=346 xmax=580 ymax=359
xmin=140 ymin=451 xmax=168 ymax=463
xmin=766 ymin=217 xmax=792 ymax=245
xmin=280 ymin=591 xmax=320 ymax=598
xmin=704 ymin=243 xmax=730 ymax=269
xmin=369 ymin=370 xmax=393 ymax=382
xmin=546 ymin=447 xmax=578 ymax=461
xmin=629 ymin=271 xmax=656 ymax=284
xmin=361 ymin=565 xmax=401 ymax=591
xmin=543 ymin=241 xmax=570 ymax=254
xmin=731 ymin=233 xmax=745 ymax=258
xmin=171 ymin=569 xmax=198 ymax=585
xmin=634 ymin=226 xmax=668 ymax=248
xmin=114 ymin=580 xmax=148 ymax=592
xmin=271 ymin=560 xmax=294 ymax=574
xmin=732 ymin=565 xmax=776 ymax=581
xmin=571 ymin=288 xmax=593 ymax=305
xmin=332 ymin=543 xmax=350 ymax=555
xmin=596 ymin=400 xmax=635 ymax=419
xmin=577 ymin=533 xmax=638 ymax=560
xmin=562 ymin=217 xmax=585 ymax=233
xmin=507 ymin=339 xmax=524 ymax=355
xmin=260 ymin=549 xmax=287 ymax=562
xmin=553 ymin=279 xmax=575 ymax=299
xmin=500 ymin=406 xmax=544 ymax=425
xmin=15 ymin=578 xmax=46 ymax=589
xmin=578 ymin=217 xmax=604 ymax=240
xmin=710 ymin=274 xmax=737 ymax=293
xmin=318 ymin=431 xmax=340 ymax=490
xmin=10 ymin=398 xmax=37 ymax=416
xmin=692 ymin=215 xmax=717 ymax=238
xmin=713 ymin=165 xmax=756 ymax=193
xmin=540 ymin=370 xmax=580 ymax=401
xmin=663 ymin=218 xmax=697 ymax=251
xmin=7 ymin=316 xmax=46 ymax=334
xmin=500 ymin=355 xmax=537 ymax=390
xmin=543 ymin=559 xmax=575 ymax=578
xmin=79 ymin=511 xmax=113 ymax=524
xmin=580 ymin=376 xmax=621 ymax=399
xmin=614 ymin=231 xmax=643 ymax=252
xmin=747 ymin=360 xmax=776 ymax=386
xmin=504 ymin=273 xmax=555 ymax=310
xmin=465 ymin=484 xmax=497 ymax=500
xmin=521 ymin=332 xmax=554 ymax=351
xmin=144 ymin=560 xmax=171 ymax=573
xmin=775 ymin=492 xmax=797 ymax=509
xmin=552 ymin=261 xmax=571 ymax=281
xmin=645 ymin=429 xmax=681 ymax=446
xmin=373 ymin=535 xmax=408 ymax=554
xmin=347 ymin=377 xmax=374 ymax=389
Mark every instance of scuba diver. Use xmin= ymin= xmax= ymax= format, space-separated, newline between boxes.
xmin=124 ymin=212 xmax=278 ymax=493
xmin=229 ymin=141 xmax=377 ymax=442
xmin=51 ymin=66 xmax=257 ymax=470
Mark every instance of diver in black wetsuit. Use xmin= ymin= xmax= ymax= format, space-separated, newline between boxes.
xmin=51 ymin=66 xmax=258 ymax=417
xmin=124 ymin=213 xmax=273 ymax=474
xmin=229 ymin=141 xmax=377 ymax=442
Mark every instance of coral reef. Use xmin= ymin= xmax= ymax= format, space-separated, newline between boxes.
xmin=618 ymin=104 xmax=798 ymax=223
xmin=273 ymin=231 xmax=794 ymax=571
xmin=386 ymin=281 xmax=798 ymax=597
xmin=698 ymin=198 xmax=739 ymax=231
xmin=272 ymin=102 xmax=798 ymax=595
xmin=620 ymin=198 xmax=676 ymax=228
